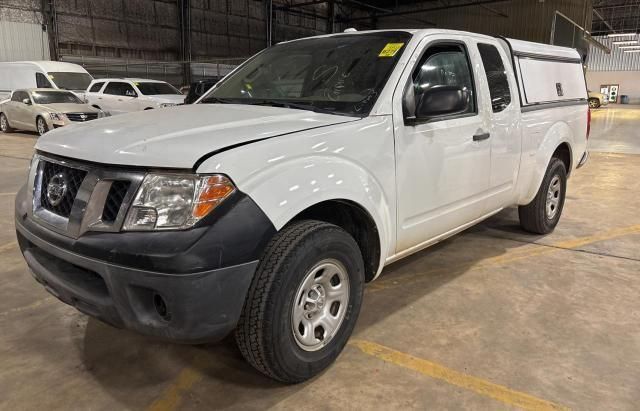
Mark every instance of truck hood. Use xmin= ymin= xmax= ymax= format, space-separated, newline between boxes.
xmin=36 ymin=104 xmax=358 ymax=168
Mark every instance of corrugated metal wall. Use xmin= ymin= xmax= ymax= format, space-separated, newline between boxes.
xmin=373 ymin=0 xmax=592 ymax=45
xmin=0 ymin=20 xmax=50 ymax=61
xmin=586 ymin=35 xmax=640 ymax=71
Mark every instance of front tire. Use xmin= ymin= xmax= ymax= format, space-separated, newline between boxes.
xmin=0 ymin=113 xmax=13 ymax=133
xmin=36 ymin=116 xmax=48 ymax=136
xmin=588 ymin=98 xmax=601 ymax=108
xmin=518 ymin=157 xmax=567 ymax=234
xmin=235 ymin=220 xmax=364 ymax=383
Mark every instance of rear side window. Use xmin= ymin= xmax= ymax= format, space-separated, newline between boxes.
xmin=104 ymin=82 xmax=137 ymax=97
xmin=89 ymin=82 xmax=104 ymax=93
xmin=36 ymin=73 xmax=53 ymax=88
xmin=478 ymin=43 xmax=511 ymax=112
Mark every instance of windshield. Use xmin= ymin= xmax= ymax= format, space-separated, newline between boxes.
xmin=200 ymin=31 xmax=412 ymax=116
xmin=31 ymin=91 xmax=83 ymax=104
xmin=49 ymin=72 xmax=93 ymax=91
xmin=136 ymin=82 xmax=181 ymax=95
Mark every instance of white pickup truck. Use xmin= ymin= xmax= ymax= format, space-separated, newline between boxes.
xmin=15 ymin=29 xmax=589 ymax=383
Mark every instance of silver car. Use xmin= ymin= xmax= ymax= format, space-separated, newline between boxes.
xmin=0 ymin=88 xmax=105 ymax=136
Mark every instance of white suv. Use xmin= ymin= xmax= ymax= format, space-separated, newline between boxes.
xmin=85 ymin=78 xmax=185 ymax=115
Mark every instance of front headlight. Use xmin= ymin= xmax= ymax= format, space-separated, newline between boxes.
xmin=123 ymin=174 xmax=235 ymax=231
xmin=49 ymin=113 xmax=66 ymax=121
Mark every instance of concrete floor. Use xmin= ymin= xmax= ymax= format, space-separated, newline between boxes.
xmin=1 ymin=105 xmax=639 ymax=410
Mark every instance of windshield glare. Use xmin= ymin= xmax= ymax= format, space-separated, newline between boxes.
xmin=49 ymin=72 xmax=93 ymax=91
xmin=31 ymin=91 xmax=83 ymax=104
xmin=136 ymin=82 xmax=181 ymax=95
xmin=200 ymin=32 xmax=411 ymax=116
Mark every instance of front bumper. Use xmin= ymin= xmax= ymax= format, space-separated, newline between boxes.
xmin=16 ymin=219 xmax=258 ymax=343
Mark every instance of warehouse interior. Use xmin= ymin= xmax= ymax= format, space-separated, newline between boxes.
xmin=1 ymin=0 xmax=640 ymax=409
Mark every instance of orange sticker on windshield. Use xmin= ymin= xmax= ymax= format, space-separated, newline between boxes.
xmin=379 ymin=43 xmax=404 ymax=57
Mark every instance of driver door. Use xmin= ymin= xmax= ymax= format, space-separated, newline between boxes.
xmin=393 ymin=36 xmax=491 ymax=253
xmin=9 ymin=91 xmax=33 ymax=129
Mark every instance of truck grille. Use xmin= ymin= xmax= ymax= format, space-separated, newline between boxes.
xmin=39 ymin=161 xmax=87 ymax=217
xmin=66 ymin=112 xmax=99 ymax=122
xmin=30 ymin=155 xmax=144 ymax=238
xmin=102 ymin=181 xmax=131 ymax=223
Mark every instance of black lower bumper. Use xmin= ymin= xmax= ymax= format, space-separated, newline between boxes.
xmin=16 ymin=220 xmax=258 ymax=343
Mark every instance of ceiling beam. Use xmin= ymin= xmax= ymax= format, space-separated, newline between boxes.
xmin=338 ymin=0 xmax=511 ymax=22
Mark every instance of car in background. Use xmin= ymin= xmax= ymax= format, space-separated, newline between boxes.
xmin=0 ymin=89 xmax=104 ymax=136
xmin=184 ymin=78 xmax=219 ymax=104
xmin=0 ymin=61 xmax=94 ymax=101
xmin=588 ymin=90 xmax=608 ymax=108
xmin=85 ymin=78 xmax=185 ymax=115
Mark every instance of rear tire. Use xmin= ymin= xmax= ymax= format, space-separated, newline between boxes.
xmin=0 ymin=113 xmax=13 ymax=133
xmin=235 ymin=220 xmax=365 ymax=383
xmin=36 ymin=116 xmax=48 ymax=136
xmin=518 ymin=157 xmax=567 ymax=234
xmin=588 ymin=98 xmax=601 ymax=108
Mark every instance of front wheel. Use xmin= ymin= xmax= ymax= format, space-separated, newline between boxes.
xmin=0 ymin=113 xmax=13 ymax=133
xmin=36 ymin=116 xmax=48 ymax=136
xmin=518 ymin=157 xmax=567 ymax=234
xmin=588 ymin=98 xmax=601 ymax=108
xmin=235 ymin=220 xmax=364 ymax=383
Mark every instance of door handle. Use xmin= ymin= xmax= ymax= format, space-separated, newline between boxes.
xmin=473 ymin=132 xmax=490 ymax=141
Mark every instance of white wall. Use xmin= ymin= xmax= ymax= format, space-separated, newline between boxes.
xmin=586 ymin=71 xmax=640 ymax=105
xmin=0 ymin=20 xmax=50 ymax=62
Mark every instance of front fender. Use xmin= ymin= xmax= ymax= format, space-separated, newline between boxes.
xmin=195 ymin=115 xmax=397 ymax=278
xmin=242 ymin=155 xmax=393 ymax=277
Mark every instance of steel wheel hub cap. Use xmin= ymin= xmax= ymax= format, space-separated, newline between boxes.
xmin=38 ymin=119 xmax=45 ymax=134
xmin=292 ymin=259 xmax=350 ymax=352
xmin=546 ymin=175 xmax=561 ymax=220
xmin=1 ymin=116 xmax=6 ymax=130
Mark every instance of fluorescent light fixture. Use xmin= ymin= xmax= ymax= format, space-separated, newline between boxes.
xmin=618 ymin=45 xmax=640 ymax=49
xmin=608 ymin=33 xmax=637 ymax=38
xmin=612 ymin=40 xmax=638 ymax=45
xmin=623 ymin=49 xmax=640 ymax=53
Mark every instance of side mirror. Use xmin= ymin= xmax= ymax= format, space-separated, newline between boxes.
xmin=22 ymin=98 xmax=31 ymax=105
xmin=404 ymin=85 xmax=470 ymax=124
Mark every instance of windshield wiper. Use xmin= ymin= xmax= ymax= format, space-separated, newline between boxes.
xmin=200 ymin=96 xmax=236 ymax=104
xmin=247 ymin=99 xmax=342 ymax=116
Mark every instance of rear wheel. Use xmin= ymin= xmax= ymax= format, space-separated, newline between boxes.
xmin=235 ymin=220 xmax=364 ymax=383
xmin=0 ymin=113 xmax=13 ymax=133
xmin=518 ymin=157 xmax=567 ymax=234
xmin=36 ymin=116 xmax=48 ymax=136
xmin=588 ymin=98 xmax=601 ymax=108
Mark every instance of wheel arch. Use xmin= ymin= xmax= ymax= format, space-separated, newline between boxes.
xmin=290 ymin=199 xmax=381 ymax=283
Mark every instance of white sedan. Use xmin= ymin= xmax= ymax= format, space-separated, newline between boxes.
xmin=85 ymin=78 xmax=185 ymax=115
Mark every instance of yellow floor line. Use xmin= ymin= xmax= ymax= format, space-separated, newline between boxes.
xmin=146 ymin=367 xmax=203 ymax=411
xmin=351 ymin=339 xmax=569 ymax=411
xmin=369 ymin=223 xmax=640 ymax=292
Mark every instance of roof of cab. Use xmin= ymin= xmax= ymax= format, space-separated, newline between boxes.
xmin=279 ymin=28 xmax=581 ymax=61
xmin=90 ymin=78 xmax=167 ymax=83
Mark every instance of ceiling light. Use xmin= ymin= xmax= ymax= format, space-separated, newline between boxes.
xmin=612 ymin=40 xmax=638 ymax=45
xmin=607 ymin=33 xmax=637 ymax=38
xmin=618 ymin=45 xmax=640 ymax=49
xmin=623 ymin=49 xmax=640 ymax=53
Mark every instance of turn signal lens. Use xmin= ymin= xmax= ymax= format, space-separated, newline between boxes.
xmin=192 ymin=175 xmax=235 ymax=219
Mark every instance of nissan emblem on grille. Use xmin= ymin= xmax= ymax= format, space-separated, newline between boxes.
xmin=46 ymin=173 xmax=68 ymax=206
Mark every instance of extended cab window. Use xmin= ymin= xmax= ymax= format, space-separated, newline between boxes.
xmin=104 ymin=82 xmax=137 ymax=97
xmin=36 ymin=73 xmax=53 ymax=88
xmin=478 ymin=43 xmax=511 ymax=112
xmin=89 ymin=82 xmax=104 ymax=93
xmin=411 ymin=44 xmax=476 ymax=118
